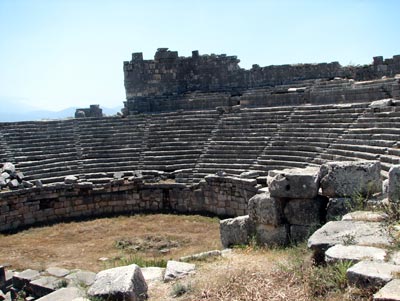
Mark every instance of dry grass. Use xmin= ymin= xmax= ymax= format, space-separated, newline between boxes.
xmin=0 ymin=214 xmax=221 ymax=272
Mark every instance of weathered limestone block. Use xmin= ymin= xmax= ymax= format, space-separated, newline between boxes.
xmin=220 ymin=215 xmax=255 ymax=248
xmin=88 ymin=264 xmax=147 ymax=301
xmin=369 ymin=98 xmax=393 ymax=108
xmin=36 ymin=287 xmax=86 ymax=301
xmin=45 ymin=267 xmax=70 ymax=278
xmin=308 ymin=221 xmax=392 ymax=260
xmin=347 ymin=261 xmax=400 ymax=289
xmin=267 ymin=167 xmax=320 ymax=198
xmin=325 ymin=244 xmax=387 ymax=263
xmin=64 ymin=175 xmax=78 ymax=185
xmin=290 ymin=225 xmax=312 ymax=243
xmin=29 ymin=276 xmax=59 ymax=298
xmin=140 ymin=267 xmax=164 ymax=282
xmin=373 ymin=279 xmax=400 ymax=301
xmin=284 ymin=197 xmax=325 ymax=225
xmin=320 ymin=161 xmax=382 ymax=197
xmin=255 ymin=224 xmax=288 ymax=246
xmin=388 ymin=165 xmax=400 ymax=202
xmin=342 ymin=211 xmax=389 ymax=222
xmin=66 ymin=270 xmax=96 ymax=287
xmin=248 ymin=192 xmax=283 ymax=226
xmin=164 ymin=261 xmax=195 ymax=282
xmin=2 ymin=163 xmax=15 ymax=174
xmin=12 ymin=269 xmax=40 ymax=290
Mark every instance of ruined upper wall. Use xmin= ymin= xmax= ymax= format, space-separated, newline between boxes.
xmin=124 ymin=48 xmax=400 ymax=99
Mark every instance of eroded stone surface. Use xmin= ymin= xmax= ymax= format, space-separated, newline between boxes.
xmin=248 ymin=192 xmax=283 ymax=226
xmin=320 ymin=161 xmax=382 ymax=197
xmin=88 ymin=264 xmax=148 ymax=301
xmin=66 ymin=270 xmax=96 ymax=287
xmin=308 ymin=221 xmax=392 ymax=253
xmin=373 ymin=279 xmax=400 ymax=301
xmin=46 ymin=267 xmax=70 ymax=278
xmin=284 ymin=197 xmax=325 ymax=225
xmin=36 ymin=287 xmax=85 ymax=301
xmin=140 ymin=267 xmax=164 ymax=282
xmin=342 ymin=211 xmax=389 ymax=222
xmin=220 ymin=215 xmax=254 ymax=248
xmin=255 ymin=224 xmax=288 ymax=246
xmin=388 ymin=165 xmax=400 ymax=202
xmin=325 ymin=244 xmax=387 ymax=263
xmin=267 ymin=167 xmax=320 ymax=199
xmin=164 ymin=261 xmax=195 ymax=282
xmin=347 ymin=261 xmax=400 ymax=288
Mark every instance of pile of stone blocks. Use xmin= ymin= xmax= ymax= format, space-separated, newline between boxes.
xmin=220 ymin=160 xmax=383 ymax=248
xmin=0 ymin=162 xmax=31 ymax=191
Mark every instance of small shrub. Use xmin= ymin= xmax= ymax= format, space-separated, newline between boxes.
xmin=55 ymin=279 xmax=68 ymax=289
xmin=171 ymin=282 xmax=192 ymax=297
xmin=110 ymin=255 xmax=167 ymax=268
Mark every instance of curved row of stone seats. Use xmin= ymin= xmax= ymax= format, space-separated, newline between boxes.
xmin=193 ymin=106 xmax=293 ymax=181
xmin=75 ymin=116 xmax=147 ymax=179
xmin=252 ymin=103 xmax=370 ymax=174
xmin=0 ymin=120 xmax=80 ymax=183
xmin=321 ymin=106 xmax=400 ymax=176
xmin=141 ymin=110 xmax=220 ymax=182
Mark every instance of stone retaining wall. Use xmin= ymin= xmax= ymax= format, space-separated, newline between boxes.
xmin=0 ymin=175 xmax=258 ymax=232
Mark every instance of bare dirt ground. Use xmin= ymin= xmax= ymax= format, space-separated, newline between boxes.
xmin=0 ymin=214 xmax=221 ymax=272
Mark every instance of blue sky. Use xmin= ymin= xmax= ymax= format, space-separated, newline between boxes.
xmin=0 ymin=0 xmax=399 ymax=112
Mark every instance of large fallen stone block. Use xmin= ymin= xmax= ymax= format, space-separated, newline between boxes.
xmin=325 ymin=244 xmax=387 ymax=263
xmin=373 ymin=279 xmax=400 ymax=301
xmin=284 ymin=197 xmax=326 ymax=225
xmin=308 ymin=221 xmax=392 ymax=260
xmin=248 ymin=192 xmax=283 ymax=226
xmin=87 ymin=264 xmax=148 ymax=301
xmin=320 ymin=161 xmax=382 ymax=197
xmin=36 ymin=287 xmax=86 ymax=301
xmin=267 ymin=167 xmax=320 ymax=199
xmin=220 ymin=215 xmax=254 ymax=248
xmin=388 ymin=165 xmax=400 ymax=202
xmin=347 ymin=261 xmax=400 ymax=289
xmin=164 ymin=260 xmax=195 ymax=282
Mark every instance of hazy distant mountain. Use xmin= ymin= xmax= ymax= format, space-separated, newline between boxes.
xmin=0 ymin=98 xmax=121 ymax=122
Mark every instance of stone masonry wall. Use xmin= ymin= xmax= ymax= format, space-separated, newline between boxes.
xmin=124 ymin=49 xmax=400 ymax=113
xmin=0 ymin=175 xmax=258 ymax=232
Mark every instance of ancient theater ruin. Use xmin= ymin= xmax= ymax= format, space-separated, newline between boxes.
xmin=1 ymin=48 xmax=400 ymax=300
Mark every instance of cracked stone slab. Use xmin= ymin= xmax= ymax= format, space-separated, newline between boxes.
xmin=36 ymin=287 xmax=86 ymax=301
xmin=325 ymin=244 xmax=387 ymax=263
xmin=347 ymin=261 xmax=400 ymax=289
xmin=308 ymin=221 xmax=392 ymax=255
xmin=45 ymin=267 xmax=70 ymax=278
xmin=164 ymin=261 xmax=195 ymax=282
xmin=373 ymin=279 xmax=400 ymax=301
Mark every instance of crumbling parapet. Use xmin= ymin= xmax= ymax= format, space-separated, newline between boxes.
xmin=75 ymin=104 xmax=103 ymax=118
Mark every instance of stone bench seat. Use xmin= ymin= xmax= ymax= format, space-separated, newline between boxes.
xmin=203 ymin=151 xmax=263 ymax=158
xmin=199 ymin=157 xmax=256 ymax=164
xmin=388 ymin=148 xmax=400 ymax=156
xmin=142 ymin=149 xmax=201 ymax=156
xmin=140 ymin=153 xmax=199 ymax=161
xmin=16 ymin=158 xmax=79 ymax=170
xmin=256 ymin=159 xmax=314 ymax=169
xmin=353 ymin=122 xmax=400 ymax=128
xmin=146 ymin=134 xmax=211 ymax=142
xmin=197 ymin=162 xmax=251 ymax=170
xmin=282 ymin=122 xmax=353 ymax=129
xmin=141 ymin=158 xmax=197 ymax=166
xmin=266 ymin=144 xmax=325 ymax=152
xmin=330 ymin=143 xmax=388 ymax=154
xmin=13 ymin=152 xmax=78 ymax=161
xmin=279 ymin=127 xmax=347 ymax=134
xmin=263 ymin=149 xmax=320 ymax=158
xmin=271 ymin=138 xmax=331 ymax=147
xmin=379 ymin=154 xmax=400 ymax=165
xmin=258 ymin=154 xmax=316 ymax=163
xmin=195 ymin=167 xmax=247 ymax=175
xmin=341 ymin=135 xmax=398 ymax=146
xmin=324 ymin=148 xmax=380 ymax=160
xmin=24 ymin=168 xmax=80 ymax=181
xmin=346 ymin=128 xmax=400 ymax=135
xmin=144 ymin=145 xmax=204 ymax=152
xmin=278 ymin=130 xmax=341 ymax=138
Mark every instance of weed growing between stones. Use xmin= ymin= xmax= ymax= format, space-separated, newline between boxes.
xmin=108 ymin=255 xmax=168 ymax=268
xmin=171 ymin=282 xmax=192 ymax=297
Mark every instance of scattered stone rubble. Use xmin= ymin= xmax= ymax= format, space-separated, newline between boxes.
xmin=0 ymin=258 xmax=198 ymax=301
xmin=0 ymin=163 xmax=31 ymax=191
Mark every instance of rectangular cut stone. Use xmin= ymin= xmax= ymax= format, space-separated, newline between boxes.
xmin=267 ymin=167 xmax=320 ymax=199
xmin=388 ymin=165 xmax=400 ymax=202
